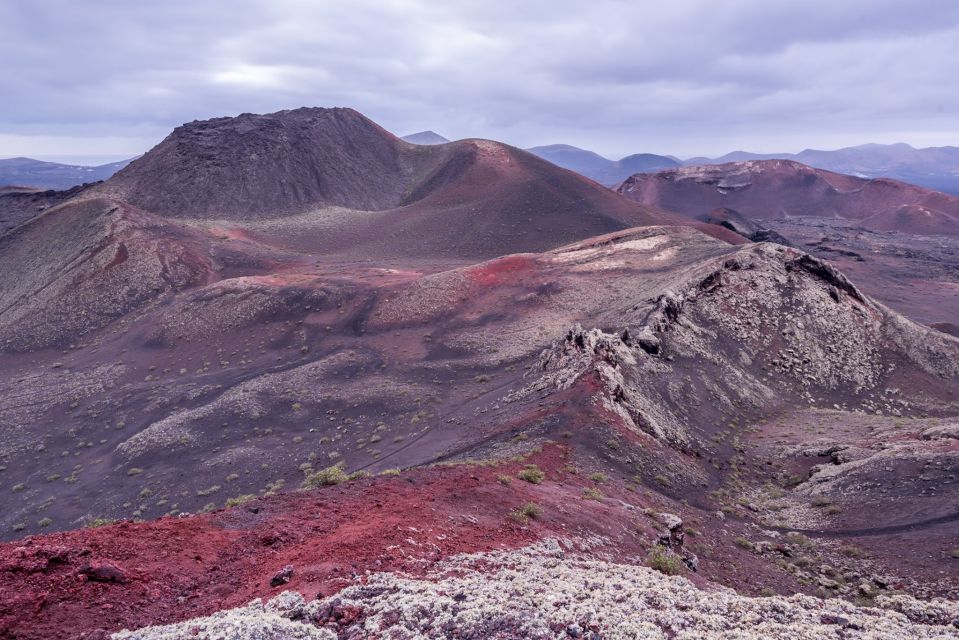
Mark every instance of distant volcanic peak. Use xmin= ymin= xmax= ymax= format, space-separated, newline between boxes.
xmin=105 ymin=106 xmax=411 ymax=218
xmin=401 ymin=130 xmax=450 ymax=145
xmin=176 ymin=106 xmax=374 ymax=132
xmin=669 ymin=159 xmax=819 ymax=180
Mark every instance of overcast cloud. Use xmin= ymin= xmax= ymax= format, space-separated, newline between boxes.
xmin=2 ymin=0 xmax=958 ymax=160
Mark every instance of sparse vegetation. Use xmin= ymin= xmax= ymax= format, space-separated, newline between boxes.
xmin=37 ymin=517 xmax=52 ymax=527
xmin=196 ymin=484 xmax=221 ymax=497
xmin=588 ymin=472 xmax=607 ymax=483
xmin=583 ymin=487 xmax=604 ymax=501
xmin=85 ymin=518 xmax=116 ymax=528
xmin=302 ymin=463 xmax=348 ymax=488
xmin=517 ymin=464 xmax=545 ymax=484
xmin=785 ymin=532 xmax=814 ymax=548
xmin=127 ymin=467 xmax=144 ymax=476
xmin=497 ymin=474 xmax=512 ymax=485
xmin=840 ymin=544 xmax=869 ymax=558
xmin=734 ymin=536 xmax=754 ymax=551
xmin=646 ymin=546 xmax=683 ymax=575
xmin=509 ymin=502 xmax=542 ymax=524
xmin=225 ymin=494 xmax=256 ymax=507
xmin=379 ymin=468 xmax=401 ymax=477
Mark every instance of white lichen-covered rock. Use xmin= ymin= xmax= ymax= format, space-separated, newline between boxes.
xmin=114 ymin=541 xmax=959 ymax=639
xmin=111 ymin=595 xmax=335 ymax=640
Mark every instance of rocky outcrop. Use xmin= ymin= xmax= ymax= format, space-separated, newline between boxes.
xmin=512 ymin=240 xmax=958 ymax=457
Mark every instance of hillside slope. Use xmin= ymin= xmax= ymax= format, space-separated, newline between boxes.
xmin=617 ymin=159 xmax=959 ymax=236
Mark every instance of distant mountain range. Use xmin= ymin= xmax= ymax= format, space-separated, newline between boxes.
xmin=5 ymin=137 xmax=959 ymax=198
xmin=525 ymin=145 xmax=680 ymax=186
xmin=521 ymin=142 xmax=959 ymax=195
xmin=684 ymin=143 xmax=959 ymax=195
xmin=0 ymin=156 xmax=134 ymax=190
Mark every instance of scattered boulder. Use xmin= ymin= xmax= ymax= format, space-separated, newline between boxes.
xmin=79 ymin=562 xmax=127 ymax=584
xmin=270 ymin=565 xmax=294 ymax=587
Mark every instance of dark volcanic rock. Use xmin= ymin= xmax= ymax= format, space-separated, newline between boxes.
xmin=79 ymin=562 xmax=127 ymax=583
xmin=270 ymin=565 xmax=293 ymax=587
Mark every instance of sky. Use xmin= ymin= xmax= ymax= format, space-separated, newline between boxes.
xmin=2 ymin=0 xmax=958 ymax=162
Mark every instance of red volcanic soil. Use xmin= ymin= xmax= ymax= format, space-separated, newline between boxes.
xmin=0 ymin=443 xmax=802 ymax=640
xmin=466 ymin=254 xmax=539 ymax=286
xmin=617 ymin=159 xmax=959 ymax=236
xmin=1 ymin=457 xmax=547 ymax=639
xmin=0 ymin=449 xmax=538 ymax=637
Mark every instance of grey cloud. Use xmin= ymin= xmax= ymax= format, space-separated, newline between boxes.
xmin=1 ymin=0 xmax=958 ymax=158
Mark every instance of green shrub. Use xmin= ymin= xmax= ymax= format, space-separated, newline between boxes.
xmin=85 ymin=518 xmax=116 ymax=528
xmin=37 ymin=517 xmax=53 ymax=527
xmin=646 ymin=546 xmax=683 ymax=575
xmin=302 ymin=463 xmax=348 ymax=488
xmin=734 ymin=536 xmax=754 ymax=551
xmin=517 ymin=464 xmax=545 ymax=484
xmin=840 ymin=545 xmax=869 ymax=558
xmin=588 ymin=472 xmax=608 ymax=483
xmin=497 ymin=474 xmax=512 ymax=486
xmin=379 ymin=468 xmax=401 ymax=477
xmin=509 ymin=502 xmax=543 ymax=524
xmin=785 ymin=531 xmax=814 ymax=548
xmin=196 ymin=485 xmax=221 ymax=497
xmin=583 ymin=487 xmax=604 ymax=501
xmin=225 ymin=494 xmax=256 ymax=507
